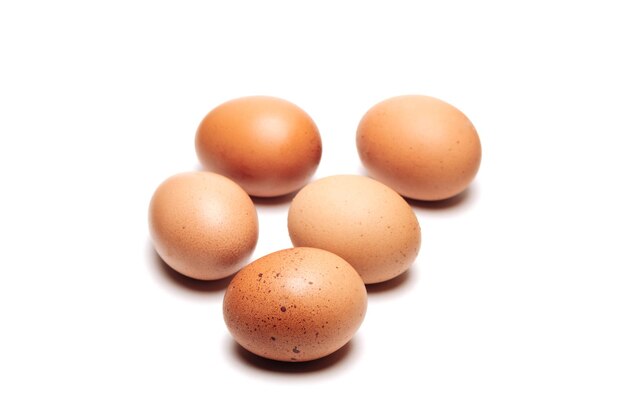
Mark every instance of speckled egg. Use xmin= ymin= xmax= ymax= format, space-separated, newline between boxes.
xmin=223 ymin=247 xmax=367 ymax=362
xmin=288 ymin=175 xmax=421 ymax=284
xmin=148 ymin=171 xmax=258 ymax=280
xmin=357 ymin=95 xmax=482 ymax=201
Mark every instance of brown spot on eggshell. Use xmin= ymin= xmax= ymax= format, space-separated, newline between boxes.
xmin=223 ymin=247 xmax=367 ymax=362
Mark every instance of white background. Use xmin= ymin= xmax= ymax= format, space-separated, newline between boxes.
xmin=1 ymin=1 xmax=625 ymax=415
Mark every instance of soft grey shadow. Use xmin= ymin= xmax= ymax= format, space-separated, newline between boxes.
xmin=366 ymin=267 xmax=418 ymax=295
xmin=355 ymin=168 xmax=477 ymax=211
xmin=405 ymin=186 xmax=475 ymax=210
xmin=149 ymin=242 xmax=233 ymax=292
xmin=232 ymin=339 xmax=355 ymax=373
xmin=251 ymin=190 xmax=298 ymax=207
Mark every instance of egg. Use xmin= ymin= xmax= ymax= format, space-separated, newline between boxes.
xmin=288 ymin=175 xmax=421 ymax=284
xmin=357 ymin=95 xmax=482 ymax=201
xmin=223 ymin=247 xmax=367 ymax=362
xmin=195 ymin=96 xmax=322 ymax=197
xmin=148 ymin=172 xmax=258 ymax=280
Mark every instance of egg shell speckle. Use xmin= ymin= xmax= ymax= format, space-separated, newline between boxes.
xmin=223 ymin=247 xmax=367 ymax=362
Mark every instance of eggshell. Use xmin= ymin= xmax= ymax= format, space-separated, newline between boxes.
xmin=357 ymin=95 xmax=482 ymax=201
xmin=148 ymin=172 xmax=258 ymax=280
xmin=195 ymin=96 xmax=322 ymax=197
xmin=288 ymin=175 xmax=421 ymax=284
xmin=223 ymin=247 xmax=367 ymax=362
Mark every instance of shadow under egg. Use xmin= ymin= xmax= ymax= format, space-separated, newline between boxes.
xmin=230 ymin=338 xmax=355 ymax=374
xmin=148 ymin=240 xmax=235 ymax=293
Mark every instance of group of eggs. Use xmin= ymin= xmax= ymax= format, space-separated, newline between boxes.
xmin=149 ymin=95 xmax=481 ymax=362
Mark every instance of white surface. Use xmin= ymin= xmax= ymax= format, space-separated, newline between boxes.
xmin=1 ymin=1 xmax=625 ymax=416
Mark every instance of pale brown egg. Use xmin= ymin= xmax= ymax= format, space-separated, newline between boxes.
xmin=357 ymin=95 xmax=482 ymax=201
xmin=148 ymin=172 xmax=258 ymax=280
xmin=223 ymin=247 xmax=367 ymax=362
xmin=288 ymin=175 xmax=421 ymax=284
xmin=195 ymin=96 xmax=322 ymax=197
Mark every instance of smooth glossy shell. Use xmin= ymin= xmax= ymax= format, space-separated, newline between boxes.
xmin=148 ymin=172 xmax=258 ymax=280
xmin=195 ymin=96 xmax=322 ymax=197
xmin=357 ymin=95 xmax=481 ymax=201
xmin=223 ymin=247 xmax=367 ymax=362
xmin=288 ymin=175 xmax=421 ymax=284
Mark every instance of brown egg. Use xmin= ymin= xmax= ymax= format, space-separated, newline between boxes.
xmin=148 ymin=172 xmax=258 ymax=280
xmin=288 ymin=175 xmax=421 ymax=284
xmin=357 ymin=95 xmax=482 ymax=201
xmin=223 ymin=247 xmax=367 ymax=362
xmin=195 ymin=96 xmax=322 ymax=197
